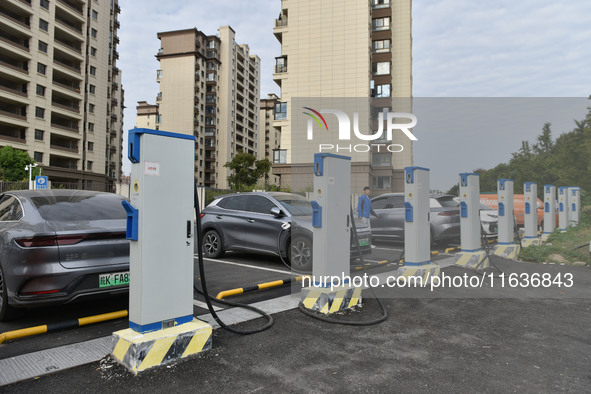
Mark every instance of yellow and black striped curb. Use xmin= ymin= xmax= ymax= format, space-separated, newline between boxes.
xmin=111 ymin=319 xmax=212 ymax=374
xmin=301 ymin=286 xmax=362 ymax=314
xmin=398 ymin=263 xmax=440 ymax=283
xmin=216 ymin=276 xmax=308 ymax=299
xmin=493 ymin=244 xmax=521 ymax=260
xmin=0 ymin=310 xmax=127 ymax=345
xmin=521 ymin=238 xmax=542 ymax=248
xmin=444 ymin=246 xmax=461 ymax=253
xmin=455 ymin=251 xmax=489 ymax=270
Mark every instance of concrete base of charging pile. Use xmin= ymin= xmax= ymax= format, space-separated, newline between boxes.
xmin=111 ymin=319 xmax=212 ymax=375
xmin=521 ymin=237 xmax=542 ymax=248
xmin=301 ymin=286 xmax=362 ymax=314
xmin=541 ymin=233 xmax=551 ymax=242
xmin=493 ymin=244 xmax=521 ymax=260
xmin=398 ymin=263 xmax=440 ymax=284
xmin=454 ymin=250 xmax=489 ymax=270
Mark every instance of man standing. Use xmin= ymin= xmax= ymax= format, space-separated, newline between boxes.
xmin=357 ymin=186 xmax=379 ymax=229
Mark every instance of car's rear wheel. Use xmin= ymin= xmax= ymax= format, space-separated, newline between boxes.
xmin=0 ymin=265 xmax=21 ymax=322
xmin=203 ymin=230 xmax=224 ymax=258
xmin=289 ymin=236 xmax=313 ymax=271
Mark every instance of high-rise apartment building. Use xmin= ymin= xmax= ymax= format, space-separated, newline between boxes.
xmin=259 ymin=93 xmax=280 ymax=186
xmin=0 ymin=0 xmax=124 ymax=190
xmin=151 ymin=26 xmax=260 ymax=189
xmin=271 ymin=0 xmax=412 ymax=193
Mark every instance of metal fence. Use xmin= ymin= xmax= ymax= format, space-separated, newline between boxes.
xmin=0 ymin=181 xmax=119 ymax=195
xmin=0 ymin=181 xmax=29 ymax=193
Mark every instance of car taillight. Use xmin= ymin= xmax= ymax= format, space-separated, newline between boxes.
xmin=15 ymin=236 xmax=57 ymax=247
xmin=438 ymin=211 xmax=457 ymax=216
xmin=16 ymin=232 xmax=126 ymax=247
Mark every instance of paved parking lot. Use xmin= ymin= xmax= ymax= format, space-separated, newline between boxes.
xmin=4 ymin=240 xmax=590 ymax=392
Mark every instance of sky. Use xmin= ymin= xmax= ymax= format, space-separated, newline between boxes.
xmin=117 ymin=0 xmax=591 ymax=190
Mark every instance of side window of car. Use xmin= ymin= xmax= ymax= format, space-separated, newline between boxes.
xmin=223 ymin=195 xmax=250 ymax=212
xmin=249 ymin=196 xmax=277 ymax=215
xmin=0 ymin=195 xmax=22 ymax=221
xmin=389 ymin=196 xmax=404 ymax=209
xmin=371 ymin=197 xmax=387 ymax=210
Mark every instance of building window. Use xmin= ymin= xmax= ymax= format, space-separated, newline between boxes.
xmin=88 ymin=142 xmax=94 ymax=151
xmin=88 ymin=122 xmax=94 ymax=132
xmin=87 ymin=161 xmax=93 ymax=171
xmin=275 ymin=56 xmax=287 ymax=73
xmin=40 ymin=0 xmax=49 ymax=10
xmin=91 ymin=28 xmax=97 ymax=38
xmin=372 ymin=40 xmax=390 ymax=53
xmin=89 ymin=84 xmax=96 ymax=94
xmin=372 ymin=153 xmax=391 ymax=166
xmin=91 ymin=10 xmax=98 ymax=20
xmin=372 ymin=17 xmax=390 ymax=31
xmin=34 ymin=129 xmax=44 ymax=140
xmin=34 ymin=152 xmax=43 ymax=162
xmin=374 ymin=84 xmax=391 ymax=98
xmin=273 ymin=149 xmax=287 ymax=164
xmin=89 ymin=66 xmax=96 ymax=76
xmin=156 ymin=69 xmax=163 ymax=79
xmin=372 ymin=0 xmax=390 ymax=7
xmin=39 ymin=19 xmax=49 ymax=31
xmin=36 ymin=84 xmax=46 ymax=96
xmin=88 ymin=103 xmax=95 ymax=113
xmin=37 ymin=63 xmax=47 ymax=75
xmin=373 ymin=176 xmax=391 ymax=189
xmin=372 ymin=62 xmax=390 ymax=75
xmin=38 ymin=41 xmax=48 ymax=53
xmin=35 ymin=107 xmax=45 ymax=119
xmin=90 ymin=47 xmax=97 ymax=56
xmin=274 ymin=102 xmax=287 ymax=120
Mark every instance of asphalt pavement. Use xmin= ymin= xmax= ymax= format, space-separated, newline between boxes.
xmin=2 ymin=252 xmax=590 ymax=393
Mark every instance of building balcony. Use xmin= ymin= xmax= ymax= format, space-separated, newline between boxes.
xmin=0 ymin=106 xmax=26 ymax=120
xmin=50 ymin=142 xmax=78 ymax=154
xmin=53 ymin=57 xmax=81 ymax=74
xmin=51 ymin=121 xmax=78 ymax=133
xmin=0 ymin=6 xmax=31 ymax=31
xmin=56 ymin=0 xmax=85 ymax=18
xmin=51 ymin=100 xmax=80 ymax=114
xmin=0 ymin=82 xmax=27 ymax=98
xmin=0 ymin=32 xmax=29 ymax=53
xmin=54 ymin=15 xmax=83 ymax=35
xmin=0 ymin=125 xmax=26 ymax=144
xmin=275 ymin=17 xmax=287 ymax=27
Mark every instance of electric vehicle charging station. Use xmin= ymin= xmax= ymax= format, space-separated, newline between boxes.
xmin=542 ymin=185 xmax=556 ymax=241
xmin=493 ymin=179 xmax=521 ymax=259
xmin=568 ymin=187 xmax=580 ymax=226
xmin=111 ymin=128 xmax=212 ymax=374
xmin=301 ymin=153 xmax=362 ymax=314
xmin=398 ymin=167 xmax=440 ymax=282
xmin=522 ymin=182 xmax=541 ymax=247
xmin=455 ymin=173 xmax=489 ymax=269
xmin=558 ymin=187 xmax=568 ymax=232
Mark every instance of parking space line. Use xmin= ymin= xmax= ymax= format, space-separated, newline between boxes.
xmin=196 ymin=256 xmax=294 ymax=275
xmin=193 ymin=300 xmax=223 ymax=311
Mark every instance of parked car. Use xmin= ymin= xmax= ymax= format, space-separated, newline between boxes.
xmin=479 ymin=204 xmax=498 ymax=238
xmin=199 ymin=192 xmax=372 ymax=271
xmin=0 ymin=190 xmax=130 ymax=321
xmin=369 ymin=193 xmax=461 ymax=244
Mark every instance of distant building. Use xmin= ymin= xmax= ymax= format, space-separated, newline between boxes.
xmin=135 ymin=101 xmax=159 ymax=130
xmin=271 ymin=0 xmax=413 ymax=193
xmin=0 ymin=0 xmax=124 ymax=190
xmin=140 ymin=26 xmax=261 ymax=189
xmin=259 ymin=93 xmax=281 ymax=186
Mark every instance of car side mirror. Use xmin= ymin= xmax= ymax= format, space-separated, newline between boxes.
xmin=270 ymin=207 xmax=284 ymax=217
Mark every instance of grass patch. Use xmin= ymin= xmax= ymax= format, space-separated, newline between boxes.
xmin=518 ymin=205 xmax=591 ymax=265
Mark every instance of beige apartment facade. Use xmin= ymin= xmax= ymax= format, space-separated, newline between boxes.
xmin=0 ymin=0 xmax=124 ymax=190
xmin=271 ymin=0 xmax=413 ymax=194
xmin=259 ymin=93 xmax=281 ymax=186
xmin=147 ymin=26 xmax=260 ymax=189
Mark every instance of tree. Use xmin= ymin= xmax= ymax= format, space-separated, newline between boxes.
xmin=224 ymin=152 xmax=272 ymax=191
xmin=0 ymin=145 xmax=38 ymax=181
xmin=533 ymin=122 xmax=554 ymax=155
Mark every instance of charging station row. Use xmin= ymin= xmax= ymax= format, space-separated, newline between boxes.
xmin=113 ymin=128 xmax=582 ymax=374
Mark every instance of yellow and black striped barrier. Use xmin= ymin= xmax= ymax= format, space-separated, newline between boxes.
xmin=0 ymin=310 xmax=128 ymax=345
xmin=216 ymin=276 xmax=309 ymax=300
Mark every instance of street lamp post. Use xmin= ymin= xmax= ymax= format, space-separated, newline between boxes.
xmin=25 ymin=163 xmax=38 ymax=190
